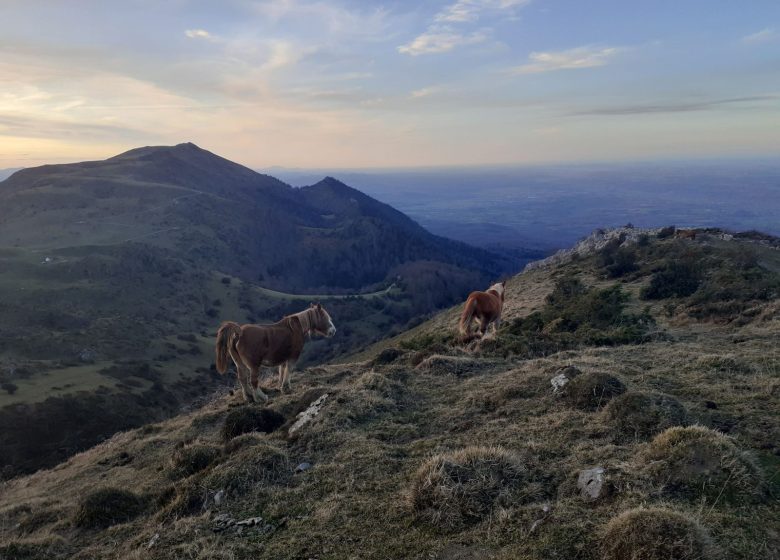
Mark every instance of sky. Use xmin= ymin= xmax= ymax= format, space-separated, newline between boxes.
xmin=1 ymin=0 xmax=779 ymax=168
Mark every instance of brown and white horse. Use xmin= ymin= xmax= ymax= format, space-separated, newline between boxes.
xmin=458 ymin=281 xmax=506 ymax=341
xmin=215 ymin=303 xmax=336 ymax=403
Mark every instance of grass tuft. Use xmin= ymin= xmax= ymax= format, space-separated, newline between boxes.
xmin=601 ymin=507 xmax=715 ymax=560
xmin=638 ymin=425 xmax=765 ymax=504
xmin=220 ymin=406 xmax=285 ymax=441
xmin=168 ymin=443 xmax=221 ymax=479
xmin=560 ymin=371 xmax=626 ymax=410
xmin=74 ymin=487 xmax=146 ymax=529
xmin=603 ymin=391 xmax=689 ymax=442
xmin=409 ymin=445 xmax=536 ymax=531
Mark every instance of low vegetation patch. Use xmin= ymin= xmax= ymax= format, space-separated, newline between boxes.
xmin=601 ymin=507 xmax=715 ymax=560
xmin=483 ymin=277 xmax=654 ymax=358
xmin=638 ymin=426 xmax=765 ymax=504
xmin=603 ymin=392 xmax=689 ymax=442
xmin=560 ymin=371 xmax=626 ymax=411
xmin=409 ymin=446 xmax=535 ymax=531
xmin=220 ymin=406 xmax=285 ymax=441
xmin=169 ymin=443 xmax=221 ymax=479
xmin=74 ymin=487 xmax=146 ymax=529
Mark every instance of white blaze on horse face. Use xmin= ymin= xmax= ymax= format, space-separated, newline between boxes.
xmin=326 ymin=315 xmax=337 ymax=337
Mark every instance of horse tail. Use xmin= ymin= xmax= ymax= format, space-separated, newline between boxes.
xmin=459 ymin=295 xmax=478 ymax=337
xmin=215 ymin=321 xmax=241 ymax=374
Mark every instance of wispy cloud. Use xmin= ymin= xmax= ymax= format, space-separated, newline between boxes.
xmin=409 ymin=86 xmax=441 ymax=98
xmin=184 ymin=29 xmax=217 ymax=42
xmin=435 ymin=0 xmax=531 ymax=23
xmin=742 ymin=28 xmax=777 ymax=44
xmin=400 ymin=0 xmax=528 ymax=55
xmin=398 ymin=26 xmax=489 ymax=55
xmin=570 ymin=95 xmax=780 ymax=116
xmin=509 ymin=46 xmax=622 ymax=74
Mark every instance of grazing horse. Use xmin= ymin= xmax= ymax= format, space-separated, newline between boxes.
xmin=458 ymin=281 xmax=506 ymax=341
xmin=215 ymin=303 xmax=336 ymax=403
xmin=675 ymin=229 xmax=697 ymax=240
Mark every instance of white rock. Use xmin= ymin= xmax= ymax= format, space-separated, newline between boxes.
xmin=577 ymin=467 xmax=607 ymax=501
xmin=550 ymin=373 xmax=570 ymax=394
xmin=289 ymin=394 xmax=329 ymax=436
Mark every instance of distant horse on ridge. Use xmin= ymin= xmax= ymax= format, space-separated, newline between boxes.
xmin=458 ymin=281 xmax=506 ymax=342
xmin=215 ymin=303 xmax=336 ymax=403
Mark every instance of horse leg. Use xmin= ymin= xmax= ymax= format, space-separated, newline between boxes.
xmin=283 ymin=360 xmax=296 ymax=391
xmin=278 ymin=364 xmax=286 ymax=392
xmin=479 ymin=315 xmax=490 ymax=336
xmin=493 ymin=315 xmax=502 ymax=333
xmin=236 ymin=364 xmax=254 ymax=403
xmin=249 ymin=366 xmax=269 ymax=403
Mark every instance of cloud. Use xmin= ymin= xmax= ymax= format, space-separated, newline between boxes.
xmin=398 ymin=26 xmax=489 ymax=55
xmin=509 ymin=46 xmax=621 ymax=74
xmin=409 ymin=86 xmax=441 ymax=98
xmin=742 ymin=28 xmax=777 ymax=44
xmin=570 ymin=95 xmax=780 ymax=116
xmin=400 ymin=0 xmax=529 ymax=55
xmin=184 ymin=29 xmax=217 ymax=42
xmin=435 ymin=0 xmax=531 ymax=23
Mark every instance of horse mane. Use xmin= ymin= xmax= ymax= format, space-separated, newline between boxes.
xmin=285 ymin=307 xmax=316 ymax=336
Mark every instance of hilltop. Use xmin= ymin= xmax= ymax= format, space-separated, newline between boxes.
xmin=1 ymin=228 xmax=777 ymax=559
xmin=0 ymin=144 xmax=523 ymax=478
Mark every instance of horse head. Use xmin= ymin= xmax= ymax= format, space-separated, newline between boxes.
xmin=310 ymin=302 xmax=337 ymax=337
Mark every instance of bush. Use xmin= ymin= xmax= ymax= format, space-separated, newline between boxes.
xmin=409 ymin=446 xmax=534 ymax=531
xmin=74 ymin=488 xmax=146 ymax=529
xmin=638 ymin=426 xmax=765 ymax=503
xmin=560 ymin=371 xmax=626 ymax=411
xmin=657 ymin=226 xmax=676 ymax=239
xmin=169 ymin=444 xmax=221 ymax=479
xmin=220 ymin=407 xmax=285 ymax=441
xmin=603 ymin=392 xmax=689 ymax=442
xmin=598 ymin=238 xmax=638 ymax=278
xmin=601 ymin=507 xmax=715 ymax=560
xmin=641 ymin=261 xmax=701 ymax=300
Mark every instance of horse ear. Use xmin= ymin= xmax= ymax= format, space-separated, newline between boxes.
xmin=316 ymin=302 xmax=322 ymax=310
xmin=501 ymin=280 xmax=506 ymax=287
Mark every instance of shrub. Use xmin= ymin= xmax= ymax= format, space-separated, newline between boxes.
xmin=657 ymin=226 xmax=676 ymax=239
xmin=74 ymin=488 xmax=146 ymax=529
xmin=603 ymin=392 xmax=689 ymax=442
xmin=641 ymin=261 xmax=701 ymax=300
xmin=409 ymin=446 xmax=534 ymax=531
xmin=601 ymin=507 xmax=714 ymax=560
xmin=220 ymin=407 xmax=285 ymax=441
xmin=169 ymin=444 xmax=221 ymax=479
xmin=560 ymin=372 xmax=626 ymax=411
xmin=638 ymin=426 xmax=765 ymax=504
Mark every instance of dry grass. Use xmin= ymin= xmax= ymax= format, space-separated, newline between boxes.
xmin=73 ymin=488 xmax=147 ymax=529
xmin=219 ymin=406 xmax=285 ymax=441
xmin=559 ymin=371 xmax=626 ymax=410
xmin=602 ymin=391 xmax=689 ymax=442
xmin=168 ymin=443 xmax=221 ymax=479
xmin=638 ymin=425 xmax=766 ymax=504
xmin=601 ymin=507 xmax=715 ymax=560
xmin=408 ymin=446 xmax=531 ymax=531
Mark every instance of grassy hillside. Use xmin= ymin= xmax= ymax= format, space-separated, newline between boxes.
xmin=1 ymin=229 xmax=777 ymax=559
xmin=0 ymin=144 xmax=522 ymax=478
